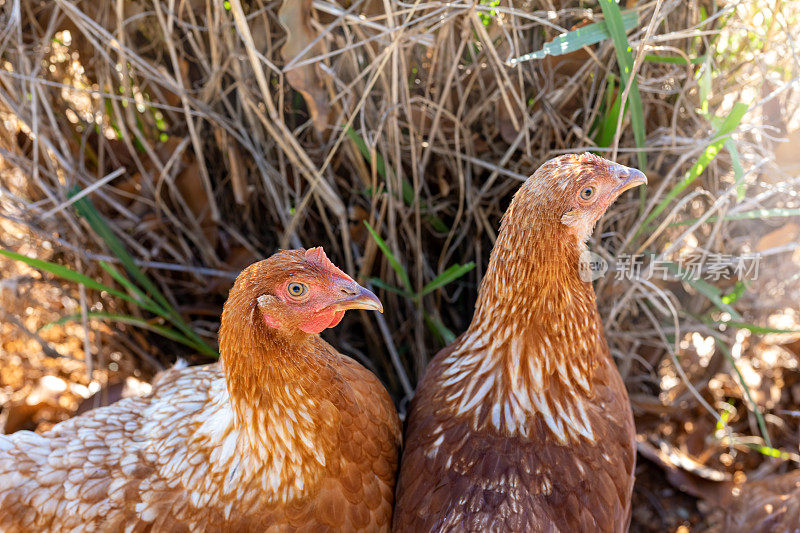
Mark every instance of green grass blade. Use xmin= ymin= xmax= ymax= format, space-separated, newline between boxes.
xmin=346 ymin=126 xmax=388 ymax=181
xmin=643 ymin=53 xmax=707 ymax=65
xmin=662 ymin=262 xmax=742 ymax=320
xmin=347 ymin=126 xmax=447 ymax=231
xmin=718 ymin=321 xmax=800 ymax=335
xmin=1 ymin=248 xmax=217 ymax=357
xmin=97 ymin=260 xmax=166 ymax=317
xmin=420 ymin=262 xmax=475 ymax=297
xmin=424 ymin=311 xmax=456 ymax=345
xmin=368 ymin=277 xmax=412 ymax=297
xmin=346 ymin=126 xmax=413 ymax=202
xmin=70 ymin=189 xmax=173 ymax=313
xmin=714 ymin=337 xmax=772 ymax=447
xmin=44 ymin=311 xmax=208 ymax=353
xmin=598 ymin=0 xmax=647 ymax=169
xmin=478 ymin=0 xmax=500 ymax=27
xmin=724 ymin=138 xmax=746 ymax=201
xmin=364 ymin=221 xmax=412 ymax=292
xmin=508 ymin=9 xmax=639 ymax=63
xmin=697 ymin=58 xmax=713 ymax=116
xmin=669 ymin=207 xmax=800 ymax=227
xmin=594 ymin=77 xmax=624 ymax=148
xmin=642 ymin=102 xmax=749 ymax=230
xmin=426 ymin=214 xmax=449 ymax=234
xmin=0 ymin=248 xmax=144 ymax=309
xmin=747 ymin=444 xmax=791 ymax=459
xmin=70 ymin=190 xmax=216 ymax=356
xmin=686 ymin=276 xmax=743 ymax=320
xmin=722 ymin=281 xmax=746 ymax=305
xmin=716 ymin=405 xmax=731 ymax=431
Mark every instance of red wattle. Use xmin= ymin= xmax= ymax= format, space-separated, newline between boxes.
xmin=299 ymin=309 xmax=345 ymax=334
xmin=327 ymin=310 xmax=345 ymax=328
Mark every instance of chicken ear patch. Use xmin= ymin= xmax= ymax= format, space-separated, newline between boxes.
xmin=561 ymin=208 xmax=596 ymax=243
xmin=256 ymin=294 xmax=282 ymax=329
xmin=262 ymin=313 xmax=281 ymax=329
xmin=561 ymin=207 xmax=579 ymax=227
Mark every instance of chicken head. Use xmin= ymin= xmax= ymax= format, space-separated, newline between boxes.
xmin=227 ymin=247 xmax=382 ymax=338
xmin=521 ymin=153 xmax=647 ymax=242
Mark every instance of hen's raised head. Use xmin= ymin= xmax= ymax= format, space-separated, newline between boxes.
xmin=223 ymin=248 xmax=382 ymax=341
xmin=511 ymin=153 xmax=646 ymax=242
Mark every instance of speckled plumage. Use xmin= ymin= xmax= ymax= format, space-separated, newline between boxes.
xmin=0 ymin=250 xmax=400 ymax=532
xmin=393 ymin=154 xmax=642 ymax=532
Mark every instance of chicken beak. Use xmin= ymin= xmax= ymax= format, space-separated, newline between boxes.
xmin=612 ymin=166 xmax=647 ymax=195
xmin=329 ymin=283 xmax=384 ymax=313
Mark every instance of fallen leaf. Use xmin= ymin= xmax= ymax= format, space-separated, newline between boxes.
xmin=279 ymin=0 xmax=330 ymax=133
xmin=155 ymin=140 xmax=219 ymax=250
xmin=774 ymin=131 xmax=800 ymax=176
xmin=75 ymin=376 xmax=151 ymax=415
xmin=755 ymin=222 xmax=799 ymax=252
xmin=213 ymin=127 xmax=249 ymax=206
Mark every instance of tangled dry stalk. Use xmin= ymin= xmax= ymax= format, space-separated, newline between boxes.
xmin=1 ymin=0 xmax=799 ymax=529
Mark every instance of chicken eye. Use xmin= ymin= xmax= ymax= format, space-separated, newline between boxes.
xmin=578 ymin=186 xmax=596 ymax=202
xmin=287 ymin=282 xmax=308 ymax=299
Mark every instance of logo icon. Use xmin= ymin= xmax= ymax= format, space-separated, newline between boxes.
xmin=579 ymin=250 xmax=608 ymax=282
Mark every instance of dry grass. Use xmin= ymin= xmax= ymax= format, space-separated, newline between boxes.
xmin=1 ymin=0 xmax=799 ymax=529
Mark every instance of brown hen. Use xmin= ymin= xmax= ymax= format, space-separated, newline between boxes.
xmin=393 ymin=154 xmax=645 ymax=532
xmin=0 ymin=248 xmax=401 ymax=532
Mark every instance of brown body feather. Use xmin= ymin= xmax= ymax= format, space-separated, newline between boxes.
xmin=0 ymin=250 xmax=400 ymax=532
xmin=393 ymin=154 xmax=639 ymax=532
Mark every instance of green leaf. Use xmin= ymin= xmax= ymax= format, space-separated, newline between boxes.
xmin=368 ymin=277 xmax=411 ymax=297
xmin=642 ymin=103 xmax=748 ymax=230
xmin=45 ymin=312 xmax=205 ymax=352
xmin=643 ymin=53 xmax=707 ymax=65
xmin=662 ymin=262 xmax=742 ymax=320
xmin=347 ymin=126 xmax=447 ymax=231
xmin=420 ymin=262 xmax=475 ymax=296
xmin=424 ymin=311 xmax=456 ymax=345
xmin=70 ymin=190 xmax=216 ymax=356
xmin=714 ymin=338 xmax=772 ymax=447
xmin=363 ymin=221 xmax=412 ymax=292
xmin=508 ymin=9 xmax=639 ymax=63
xmin=0 ymin=248 xmax=143 ymax=309
xmin=718 ymin=321 xmax=800 ymax=335
xmin=724 ymin=139 xmax=746 ymax=201
xmin=97 ymin=260 xmax=164 ymax=317
xmin=594 ymin=77 xmax=624 ymax=148
xmin=669 ymin=207 xmax=800 ymax=227
xmin=598 ymin=1 xmax=647 ymax=169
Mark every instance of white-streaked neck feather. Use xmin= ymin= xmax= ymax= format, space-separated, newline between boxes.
xmin=437 ymin=209 xmax=601 ymax=444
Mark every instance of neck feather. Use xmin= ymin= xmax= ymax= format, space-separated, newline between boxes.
xmin=218 ymin=305 xmax=331 ymax=499
xmin=220 ymin=315 xmax=327 ymax=438
xmin=439 ymin=194 xmax=603 ymax=442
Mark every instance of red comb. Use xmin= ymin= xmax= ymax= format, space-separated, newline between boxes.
xmin=304 ymin=247 xmax=353 ymax=281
